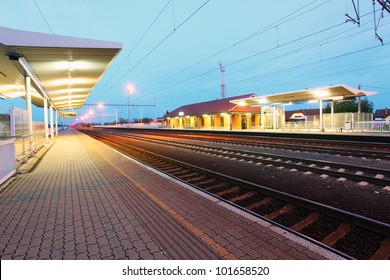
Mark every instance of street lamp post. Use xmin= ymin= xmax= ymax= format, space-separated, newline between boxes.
xmin=126 ymin=84 xmax=134 ymax=125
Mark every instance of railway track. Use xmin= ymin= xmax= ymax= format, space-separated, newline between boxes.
xmin=82 ymin=129 xmax=390 ymax=260
xmin=129 ymin=130 xmax=390 ymax=160
xmin=101 ymin=130 xmax=390 ymax=188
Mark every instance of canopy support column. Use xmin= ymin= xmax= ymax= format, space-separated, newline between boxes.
xmin=331 ymin=101 xmax=334 ymax=131
xmin=55 ymin=110 xmax=59 ymax=136
xmin=50 ymin=105 xmax=54 ymax=138
xmin=261 ymin=107 xmax=265 ymax=130
xmin=273 ymin=106 xmax=277 ymax=130
xmin=25 ymin=76 xmax=33 ymax=151
xmin=44 ymin=99 xmax=49 ymax=142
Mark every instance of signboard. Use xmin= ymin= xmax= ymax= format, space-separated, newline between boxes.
xmin=59 ymin=112 xmax=77 ymax=118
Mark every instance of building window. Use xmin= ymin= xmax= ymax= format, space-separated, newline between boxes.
xmin=211 ymin=116 xmax=215 ymax=127
xmin=220 ymin=116 xmax=225 ymax=127
xmin=251 ymin=115 xmax=256 ymax=126
xmin=201 ymin=118 xmax=205 ymax=127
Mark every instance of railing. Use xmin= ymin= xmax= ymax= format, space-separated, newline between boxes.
xmin=1 ymin=130 xmax=45 ymax=166
xmin=0 ymin=139 xmax=16 ymax=185
xmin=283 ymin=121 xmax=320 ymax=131
xmin=354 ymin=121 xmax=390 ymax=133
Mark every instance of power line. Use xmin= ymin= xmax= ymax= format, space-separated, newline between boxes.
xmin=157 ymin=58 xmax=390 ymax=109
xmin=144 ymin=8 xmax=383 ymax=97
xmin=228 ymin=44 xmax=388 ymax=86
xmin=92 ymin=0 xmax=172 ymax=102
xmin=33 ymin=0 xmax=54 ymax=34
xmin=151 ymin=29 xmax=390 ymax=107
xmin=101 ymin=0 xmax=211 ymax=99
xmin=225 ymin=20 xmax=390 ymax=83
xmin=143 ymin=0 xmax=331 ymax=92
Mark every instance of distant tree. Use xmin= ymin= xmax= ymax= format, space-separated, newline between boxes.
xmin=324 ymin=97 xmax=374 ymax=113
xmin=118 ymin=117 xmax=127 ymax=124
xmin=133 ymin=117 xmax=154 ymax=123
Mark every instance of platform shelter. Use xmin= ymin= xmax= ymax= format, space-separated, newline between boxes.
xmin=0 ymin=26 xmax=122 ymax=184
xmin=164 ymin=85 xmax=377 ymax=132
xmin=230 ymin=85 xmax=377 ymax=131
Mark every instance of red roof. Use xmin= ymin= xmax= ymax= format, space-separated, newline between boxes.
xmin=374 ymin=108 xmax=390 ymax=119
xmin=164 ymin=94 xmax=258 ymax=118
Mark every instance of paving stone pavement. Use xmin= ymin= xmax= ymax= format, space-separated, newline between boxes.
xmin=0 ymin=128 xmax=344 ymax=260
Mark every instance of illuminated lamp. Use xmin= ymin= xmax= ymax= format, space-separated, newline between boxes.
xmin=178 ymin=111 xmax=184 ymax=116
xmin=257 ymin=98 xmax=268 ymax=104
xmin=312 ymin=90 xmax=329 ymax=98
xmin=69 ymin=61 xmax=74 ymax=71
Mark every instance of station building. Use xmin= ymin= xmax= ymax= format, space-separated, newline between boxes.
xmin=164 ymin=94 xmax=263 ymax=130
xmin=164 ymin=85 xmax=377 ymax=131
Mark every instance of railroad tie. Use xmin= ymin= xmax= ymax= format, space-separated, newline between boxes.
xmin=370 ymin=238 xmax=390 ymax=260
xmin=265 ymin=204 xmax=294 ymax=220
xmin=290 ymin=212 xmax=321 ymax=232
xmin=246 ymin=197 xmax=273 ymax=211
xmin=321 ymin=223 xmax=352 ymax=247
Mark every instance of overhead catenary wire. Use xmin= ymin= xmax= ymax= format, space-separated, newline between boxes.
xmin=143 ymin=0 xmax=331 ymax=92
xmin=87 ymin=2 xmax=388 ymax=118
xmin=101 ymin=0 xmax=211 ymax=99
xmin=33 ymin=0 xmax=54 ymax=34
xmin=157 ymin=57 xmax=390 ymax=109
xmin=143 ymin=8 xmax=385 ymax=98
xmin=92 ymin=0 xmax=172 ymax=102
xmin=151 ymin=22 xmax=390 ymax=107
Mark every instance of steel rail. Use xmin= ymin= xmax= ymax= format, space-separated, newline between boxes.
xmin=85 ymin=130 xmax=390 ymax=238
xmin=104 ymin=131 xmax=390 ymax=187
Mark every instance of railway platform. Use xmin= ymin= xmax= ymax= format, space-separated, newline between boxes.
xmin=0 ymin=128 xmax=344 ymax=260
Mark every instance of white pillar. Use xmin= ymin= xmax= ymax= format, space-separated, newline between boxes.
xmin=50 ymin=105 xmax=54 ymax=138
xmin=319 ymin=100 xmax=323 ymax=131
xmin=261 ymin=107 xmax=265 ymax=129
xmin=331 ymin=101 xmax=334 ymax=131
xmin=55 ymin=110 xmax=59 ymax=135
xmin=44 ymin=99 xmax=49 ymax=142
xmin=273 ymin=106 xmax=277 ymax=130
xmin=25 ymin=76 xmax=33 ymax=151
xmin=358 ymin=96 xmax=361 ymax=113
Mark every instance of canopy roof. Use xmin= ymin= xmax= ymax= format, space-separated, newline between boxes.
xmin=0 ymin=26 xmax=122 ymax=110
xmin=230 ymin=85 xmax=377 ymax=107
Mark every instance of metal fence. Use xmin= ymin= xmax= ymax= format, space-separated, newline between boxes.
xmin=354 ymin=120 xmax=390 ymax=133
xmin=284 ymin=112 xmax=375 ymax=132
xmin=0 ymin=108 xmax=15 ymax=184
xmin=1 ymin=107 xmax=45 ymax=163
xmin=11 ymin=107 xmax=45 ymax=162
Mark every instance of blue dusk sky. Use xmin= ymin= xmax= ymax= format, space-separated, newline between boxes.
xmin=1 ymin=0 xmax=390 ymax=121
